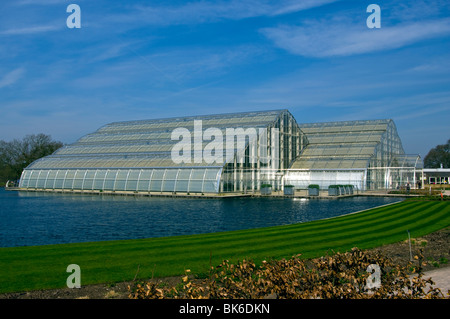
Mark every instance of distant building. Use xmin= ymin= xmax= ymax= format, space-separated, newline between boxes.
xmin=18 ymin=109 xmax=422 ymax=193
xmin=423 ymin=168 xmax=450 ymax=185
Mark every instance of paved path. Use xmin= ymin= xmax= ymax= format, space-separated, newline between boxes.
xmin=423 ymin=267 xmax=450 ymax=295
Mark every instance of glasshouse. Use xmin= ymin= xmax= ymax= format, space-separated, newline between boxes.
xmin=18 ymin=109 xmax=422 ymax=194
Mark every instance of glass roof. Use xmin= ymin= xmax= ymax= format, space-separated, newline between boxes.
xmin=292 ymin=119 xmax=405 ymax=170
xmin=27 ymin=109 xmax=289 ymax=170
xmin=25 ymin=112 xmax=411 ymax=172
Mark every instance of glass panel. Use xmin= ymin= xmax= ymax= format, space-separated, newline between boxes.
xmin=53 ymin=170 xmax=66 ymax=189
xmin=82 ymin=170 xmax=96 ymax=190
xmin=27 ymin=171 xmax=38 ymax=188
xmin=137 ymin=170 xmax=152 ymax=191
xmin=175 ymin=180 xmax=189 ymax=192
xmin=175 ymin=169 xmax=191 ymax=192
xmin=126 ymin=170 xmax=140 ymax=191
xmin=204 ymin=168 xmax=221 ymax=192
xmin=72 ymin=170 xmax=85 ymax=189
xmin=20 ymin=170 xmax=31 ymax=187
xmin=63 ymin=170 xmax=76 ymax=189
xmin=30 ymin=170 xmax=40 ymax=188
xmin=103 ymin=179 xmax=114 ymax=190
xmin=36 ymin=170 xmax=47 ymax=188
xmin=205 ymin=169 xmax=220 ymax=181
xmin=188 ymin=169 xmax=206 ymax=192
xmin=93 ymin=170 xmax=107 ymax=190
xmin=203 ymin=180 xmax=217 ymax=193
xmin=150 ymin=169 xmax=164 ymax=192
xmin=188 ymin=180 xmax=203 ymax=192
xmin=45 ymin=170 xmax=57 ymax=188
xmin=103 ymin=170 xmax=117 ymax=190
xmin=162 ymin=169 xmax=177 ymax=192
xmin=114 ymin=170 xmax=128 ymax=191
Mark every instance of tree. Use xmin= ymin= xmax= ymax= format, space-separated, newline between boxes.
xmin=424 ymin=139 xmax=450 ymax=168
xmin=0 ymin=134 xmax=63 ymax=186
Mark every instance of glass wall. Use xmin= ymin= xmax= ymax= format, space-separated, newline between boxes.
xmin=218 ymin=110 xmax=306 ymax=192
xmin=20 ymin=167 xmax=222 ymax=193
xmin=283 ymin=169 xmax=366 ymax=191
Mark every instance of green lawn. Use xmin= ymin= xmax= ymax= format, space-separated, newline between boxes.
xmin=0 ymin=199 xmax=449 ymax=294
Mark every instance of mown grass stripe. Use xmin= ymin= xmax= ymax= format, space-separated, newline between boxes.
xmin=179 ymin=202 xmax=449 ymax=263
xmin=252 ymin=203 xmax=450 ymax=256
xmin=297 ymin=208 xmax=450 ymax=258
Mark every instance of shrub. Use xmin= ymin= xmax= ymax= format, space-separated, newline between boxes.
xmin=308 ymin=184 xmax=320 ymax=189
xmin=128 ymin=248 xmax=448 ymax=299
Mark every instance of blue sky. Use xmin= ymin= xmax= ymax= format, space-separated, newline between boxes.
xmin=0 ymin=0 xmax=449 ymax=158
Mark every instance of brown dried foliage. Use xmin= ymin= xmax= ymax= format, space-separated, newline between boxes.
xmin=128 ymin=248 xmax=448 ymax=299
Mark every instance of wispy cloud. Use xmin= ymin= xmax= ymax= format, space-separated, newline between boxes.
xmin=105 ymin=0 xmax=340 ymax=27
xmin=0 ymin=68 xmax=25 ymax=88
xmin=153 ymin=45 xmax=266 ymax=81
xmin=67 ymin=43 xmax=266 ymax=92
xmin=261 ymin=18 xmax=450 ymax=57
xmin=14 ymin=0 xmax=66 ymax=5
xmin=269 ymin=0 xmax=339 ymax=16
xmin=0 ymin=25 xmax=59 ymax=35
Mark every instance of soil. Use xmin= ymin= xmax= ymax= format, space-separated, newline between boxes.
xmin=1 ymin=227 xmax=449 ymax=300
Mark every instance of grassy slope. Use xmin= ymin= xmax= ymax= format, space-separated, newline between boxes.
xmin=0 ymin=199 xmax=449 ymax=293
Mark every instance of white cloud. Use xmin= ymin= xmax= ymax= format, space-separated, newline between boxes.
xmin=261 ymin=18 xmax=450 ymax=57
xmin=269 ymin=0 xmax=340 ymax=16
xmin=0 ymin=68 xmax=25 ymax=88
xmin=0 ymin=25 xmax=58 ymax=35
xmin=108 ymin=0 xmax=340 ymax=26
xmin=14 ymin=0 xmax=65 ymax=5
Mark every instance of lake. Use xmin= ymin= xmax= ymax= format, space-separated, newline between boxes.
xmin=0 ymin=188 xmax=404 ymax=247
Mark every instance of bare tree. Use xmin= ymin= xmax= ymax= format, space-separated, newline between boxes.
xmin=0 ymin=134 xmax=63 ymax=185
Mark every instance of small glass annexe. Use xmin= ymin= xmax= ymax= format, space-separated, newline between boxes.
xmin=19 ymin=110 xmax=305 ymax=194
xmin=283 ymin=119 xmax=422 ymax=191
